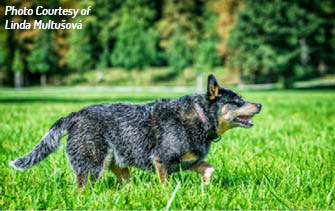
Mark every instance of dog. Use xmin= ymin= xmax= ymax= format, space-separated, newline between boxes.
xmin=9 ymin=74 xmax=261 ymax=188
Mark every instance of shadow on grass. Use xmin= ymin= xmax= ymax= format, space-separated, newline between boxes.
xmin=0 ymin=96 xmax=163 ymax=103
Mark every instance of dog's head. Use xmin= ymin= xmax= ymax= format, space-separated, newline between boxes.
xmin=206 ymin=74 xmax=261 ymax=136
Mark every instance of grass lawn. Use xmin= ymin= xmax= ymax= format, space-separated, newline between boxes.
xmin=0 ymin=89 xmax=334 ymax=210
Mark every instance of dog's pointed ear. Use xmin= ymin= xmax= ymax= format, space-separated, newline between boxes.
xmin=207 ymin=74 xmax=220 ymax=101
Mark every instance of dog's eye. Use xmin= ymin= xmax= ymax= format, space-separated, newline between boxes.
xmin=233 ymin=99 xmax=244 ymax=107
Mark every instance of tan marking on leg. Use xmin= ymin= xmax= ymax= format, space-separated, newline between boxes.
xmin=154 ymin=156 xmax=168 ymax=185
xmin=182 ymin=152 xmax=198 ymax=162
xmin=77 ymin=175 xmax=87 ymax=190
xmin=192 ymin=161 xmax=215 ymax=186
xmin=98 ymin=155 xmax=110 ymax=178
xmin=110 ymin=163 xmax=131 ymax=185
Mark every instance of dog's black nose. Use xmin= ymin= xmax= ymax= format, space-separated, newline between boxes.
xmin=256 ymin=103 xmax=262 ymax=111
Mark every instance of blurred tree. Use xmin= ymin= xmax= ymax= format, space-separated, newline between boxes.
xmin=1 ymin=0 xmax=333 ymax=87
xmin=167 ymin=29 xmax=193 ymax=72
xmin=27 ymin=30 xmax=55 ymax=86
xmin=110 ymin=16 xmax=161 ymax=69
xmin=157 ymin=0 xmax=203 ymax=50
xmin=194 ymin=38 xmax=221 ymax=70
xmin=66 ymin=0 xmax=97 ymax=74
xmin=0 ymin=0 xmax=39 ymax=86
xmin=0 ymin=0 xmax=75 ymax=86
xmin=0 ymin=30 xmax=8 ymax=86
xmin=66 ymin=26 xmax=94 ymax=75
xmin=158 ymin=0 xmax=222 ymax=73
xmin=211 ymin=0 xmax=242 ymax=59
xmin=12 ymin=50 xmax=24 ymax=88
xmin=110 ymin=0 xmax=162 ymax=69
xmin=94 ymin=0 xmax=121 ymax=69
xmin=227 ymin=0 xmax=335 ymax=87
xmin=67 ymin=0 xmax=162 ymax=71
xmin=194 ymin=5 xmax=221 ymax=71
xmin=97 ymin=47 xmax=109 ymax=70
xmin=95 ymin=46 xmax=109 ymax=82
xmin=303 ymin=0 xmax=335 ymax=75
xmin=52 ymin=0 xmax=77 ymax=70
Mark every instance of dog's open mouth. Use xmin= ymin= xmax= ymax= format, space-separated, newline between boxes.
xmin=233 ymin=115 xmax=254 ymax=128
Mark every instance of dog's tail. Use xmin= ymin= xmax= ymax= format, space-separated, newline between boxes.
xmin=9 ymin=112 xmax=77 ymax=170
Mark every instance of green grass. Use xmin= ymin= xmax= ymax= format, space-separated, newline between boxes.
xmin=0 ymin=89 xmax=334 ymax=210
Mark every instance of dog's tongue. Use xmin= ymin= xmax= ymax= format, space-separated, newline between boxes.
xmin=238 ymin=115 xmax=252 ymax=119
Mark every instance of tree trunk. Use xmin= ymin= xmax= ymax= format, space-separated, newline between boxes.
xmin=40 ymin=73 xmax=47 ymax=86
xmin=14 ymin=71 xmax=23 ymax=88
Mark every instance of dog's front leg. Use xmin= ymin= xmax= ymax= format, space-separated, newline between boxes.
xmin=192 ymin=161 xmax=214 ymax=185
xmin=110 ymin=163 xmax=131 ymax=185
xmin=154 ymin=156 xmax=168 ymax=185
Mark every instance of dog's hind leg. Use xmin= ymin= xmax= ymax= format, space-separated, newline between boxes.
xmin=66 ymin=134 xmax=109 ymax=189
xmin=192 ymin=161 xmax=214 ymax=186
xmin=75 ymin=155 xmax=110 ymax=189
xmin=71 ymin=162 xmax=107 ymax=189
xmin=71 ymin=159 xmax=108 ymax=189
xmin=77 ymin=174 xmax=88 ymax=189
xmin=109 ymin=162 xmax=131 ymax=185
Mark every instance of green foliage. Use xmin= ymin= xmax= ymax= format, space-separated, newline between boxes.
xmin=117 ymin=0 xmax=158 ymax=26
xmin=195 ymin=38 xmax=221 ymax=69
xmin=157 ymin=0 xmax=206 ymax=71
xmin=66 ymin=26 xmax=94 ymax=73
xmin=27 ymin=30 xmax=54 ymax=74
xmin=66 ymin=0 xmax=98 ymax=74
xmin=1 ymin=0 xmax=334 ymax=86
xmin=157 ymin=0 xmax=204 ymax=50
xmin=97 ymin=47 xmax=109 ymax=70
xmin=167 ymin=29 xmax=193 ymax=72
xmin=227 ymin=0 xmax=334 ymax=87
xmin=1 ymin=90 xmax=335 ymax=209
xmin=194 ymin=11 xmax=221 ymax=70
xmin=12 ymin=50 xmax=24 ymax=73
xmin=110 ymin=16 xmax=161 ymax=70
xmin=0 ymin=30 xmax=7 ymax=72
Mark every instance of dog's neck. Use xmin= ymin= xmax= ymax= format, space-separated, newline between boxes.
xmin=194 ymin=103 xmax=220 ymax=142
xmin=194 ymin=103 xmax=207 ymax=124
